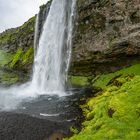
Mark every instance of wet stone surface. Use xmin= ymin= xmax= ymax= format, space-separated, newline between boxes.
xmin=0 ymin=88 xmax=92 ymax=140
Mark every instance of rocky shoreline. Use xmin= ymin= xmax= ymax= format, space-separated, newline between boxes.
xmin=0 ymin=112 xmax=68 ymax=140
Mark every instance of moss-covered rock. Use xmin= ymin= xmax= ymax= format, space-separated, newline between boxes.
xmin=0 ymin=47 xmax=34 ymax=77
xmin=70 ymin=64 xmax=140 ymax=89
xmin=0 ymin=70 xmax=19 ymax=85
xmin=94 ymin=63 xmax=140 ymax=89
xmin=66 ymin=68 xmax=140 ymax=140
xmin=0 ymin=17 xmax=35 ymax=52
xmin=0 ymin=16 xmax=35 ymax=84
xmin=69 ymin=76 xmax=89 ymax=87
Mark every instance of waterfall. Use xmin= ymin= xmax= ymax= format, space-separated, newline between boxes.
xmin=34 ymin=14 xmax=39 ymax=56
xmin=0 ymin=0 xmax=76 ymax=110
xmin=31 ymin=0 xmax=76 ymax=95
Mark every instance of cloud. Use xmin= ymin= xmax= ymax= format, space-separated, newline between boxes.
xmin=0 ymin=0 xmax=49 ymax=33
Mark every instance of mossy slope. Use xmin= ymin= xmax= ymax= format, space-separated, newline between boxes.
xmin=0 ymin=17 xmax=35 ymax=47
xmin=66 ymin=64 xmax=140 ymax=140
xmin=0 ymin=47 xmax=34 ymax=85
xmin=70 ymin=64 xmax=140 ymax=88
xmin=94 ymin=64 xmax=140 ymax=89
xmin=0 ymin=16 xmax=35 ymax=85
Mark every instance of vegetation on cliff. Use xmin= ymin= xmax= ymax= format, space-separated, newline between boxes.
xmin=0 ymin=16 xmax=35 ymax=85
xmin=0 ymin=17 xmax=35 ymax=48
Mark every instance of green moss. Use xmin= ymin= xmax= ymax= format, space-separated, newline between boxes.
xmin=94 ymin=64 xmax=140 ymax=89
xmin=0 ymin=47 xmax=33 ymax=84
xmin=66 ymin=75 xmax=140 ymax=140
xmin=70 ymin=76 xmax=89 ymax=87
xmin=0 ymin=16 xmax=35 ymax=45
xmin=0 ymin=47 xmax=34 ymax=70
xmin=22 ymin=47 xmax=34 ymax=65
xmin=70 ymin=64 xmax=140 ymax=88
xmin=0 ymin=15 xmax=35 ymax=76
xmin=70 ymin=127 xmax=79 ymax=134
xmin=9 ymin=48 xmax=23 ymax=68
xmin=0 ymin=50 xmax=13 ymax=67
xmin=0 ymin=70 xmax=19 ymax=85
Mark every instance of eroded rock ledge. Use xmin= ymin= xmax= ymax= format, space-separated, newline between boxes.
xmin=71 ymin=0 xmax=140 ymax=75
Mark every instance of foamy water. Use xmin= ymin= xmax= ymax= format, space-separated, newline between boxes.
xmin=0 ymin=0 xmax=76 ymax=110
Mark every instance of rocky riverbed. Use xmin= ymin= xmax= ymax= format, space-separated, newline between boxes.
xmin=0 ymin=88 xmax=92 ymax=140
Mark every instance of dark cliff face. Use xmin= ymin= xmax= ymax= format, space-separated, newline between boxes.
xmin=70 ymin=0 xmax=140 ymax=76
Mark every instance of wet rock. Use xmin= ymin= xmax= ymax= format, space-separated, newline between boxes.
xmin=0 ymin=112 xmax=69 ymax=140
xmin=70 ymin=0 xmax=140 ymax=76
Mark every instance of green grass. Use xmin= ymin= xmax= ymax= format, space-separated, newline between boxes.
xmin=69 ymin=64 xmax=140 ymax=88
xmin=0 ymin=50 xmax=13 ymax=67
xmin=0 ymin=48 xmax=34 ymax=85
xmin=9 ymin=47 xmax=34 ymax=69
xmin=0 ymin=16 xmax=35 ymax=45
xmin=65 ymin=75 xmax=140 ymax=140
xmin=0 ymin=70 xmax=19 ymax=85
xmin=22 ymin=47 xmax=34 ymax=65
xmin=9 ymin=48 xmax=23 ymax=68
xmin=0 ymin=47 xmax=34 ymax=70
xmin=94 ymin=64 xmax=140 ymax=89
xmin=66 ymin=64 xmax=140 ymax=140
xmin=70 ymin=76 xmax=89 ymax=87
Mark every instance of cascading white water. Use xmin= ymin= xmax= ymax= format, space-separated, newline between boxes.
xmin=0 ymin=0 xmax=76 ymax=110
xmin=34 ymin=14 xmax=39 ymax=56
xmin=31 ymin=0 xmax=76 ymax=95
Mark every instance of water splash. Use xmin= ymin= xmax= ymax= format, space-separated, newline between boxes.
xmin=0 ymin=0 xmax=76 ymax=110
xmin=31 ymin=0 xmax=75 ymax=96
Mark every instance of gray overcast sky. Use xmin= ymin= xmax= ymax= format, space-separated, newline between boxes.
xmin=0 ymin=0 xmax=49 ymax=33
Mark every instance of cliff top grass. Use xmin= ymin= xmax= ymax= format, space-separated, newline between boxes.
xmin=0 ymin=16 xmax=35 ymax=46
xmin=66 ymin=74 xmax=140 ymax=140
